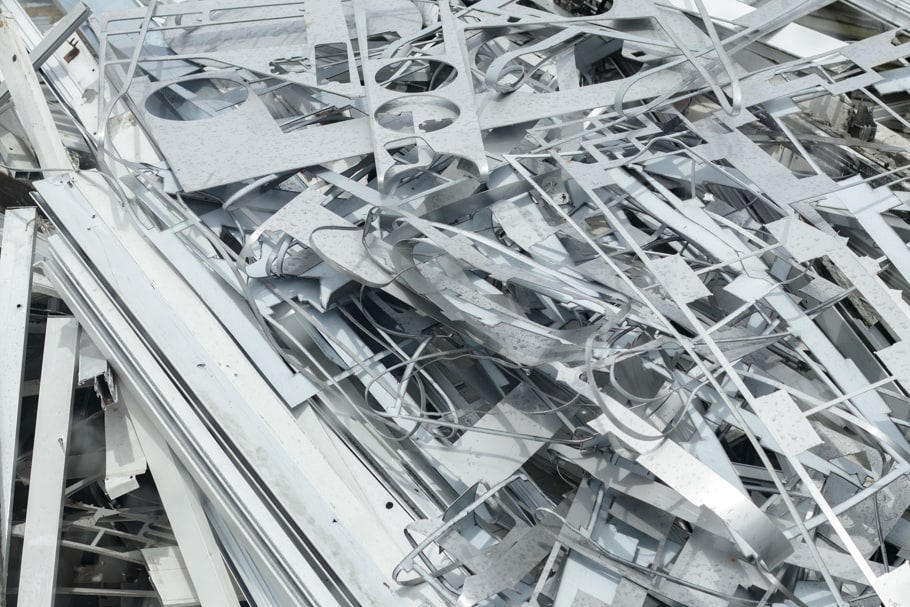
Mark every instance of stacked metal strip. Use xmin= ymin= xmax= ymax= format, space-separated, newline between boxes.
xmin=2 ymin=1 xmax=910 ymax=606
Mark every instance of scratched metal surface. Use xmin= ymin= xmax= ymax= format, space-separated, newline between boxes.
xmin=3 ymin=1 xmax=910 ymax=606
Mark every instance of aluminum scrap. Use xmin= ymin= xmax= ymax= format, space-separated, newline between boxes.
xmin=5 ymin=0 xmax=910 ymax=606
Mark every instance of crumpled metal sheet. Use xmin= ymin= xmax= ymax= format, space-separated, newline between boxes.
xmin=5 ymin=0 xmax=910 ymax=605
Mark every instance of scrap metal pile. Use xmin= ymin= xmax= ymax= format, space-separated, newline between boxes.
xmin=5 ymin=0 xmax=910 ymax=605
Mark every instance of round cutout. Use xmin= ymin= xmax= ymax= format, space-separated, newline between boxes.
xmin=145 ymin=78 xmax=248 ymax=121
xmin=375 ymin=95 xmax=460 ymax=134
xmin=375 ymin=58 xmax=458 ymax=93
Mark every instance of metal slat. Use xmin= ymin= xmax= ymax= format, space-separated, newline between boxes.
xmin=15 ymin=317 xmax=79 ymax=607
xmin=0 ymin=207 xmax=37 ymax=595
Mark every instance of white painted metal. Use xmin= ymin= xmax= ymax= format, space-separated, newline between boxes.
xmin=16 ymin=317 xmax=79 ymax=607
xmin=129 ymin=395 xmax=240 ymax=607
xmin=141 ymin=546 xmax=202 ymax=607
xmin=102 ymin=400 xmax=146 ymax=499
xmin=0 ymin=207 xmax=37 ymax=595
xmin=0 ymin=18 xmax=71 ymax=170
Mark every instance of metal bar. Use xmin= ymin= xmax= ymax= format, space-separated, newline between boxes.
xmin=0 ymin=207 xmax=37 ymax=596
xmin=0 ymin=17 xmax=71 ymax=170
xmin=129 ymin=400 xmax=241 ymax=607
xmin=15 ymin=317 xmax=79 ymax=607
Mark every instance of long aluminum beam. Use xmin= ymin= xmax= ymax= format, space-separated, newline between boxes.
xmin=15 ymin=317 xmax=79 ymax=607
xmin=0 ymin=207 xmax=36 ymax=597
xmin=0 ymin=17 xmax=71 ymax=170
xmin=128 ymin=397 xmax=241 ymax=607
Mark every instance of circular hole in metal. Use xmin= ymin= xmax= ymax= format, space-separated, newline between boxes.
xmin=375 ymin=58 xmax=458 ymax=93
xmin=145 ymin=78 xmax=248 ymax=121
xmin=375 ymin=95 xmax=460 ymax=134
